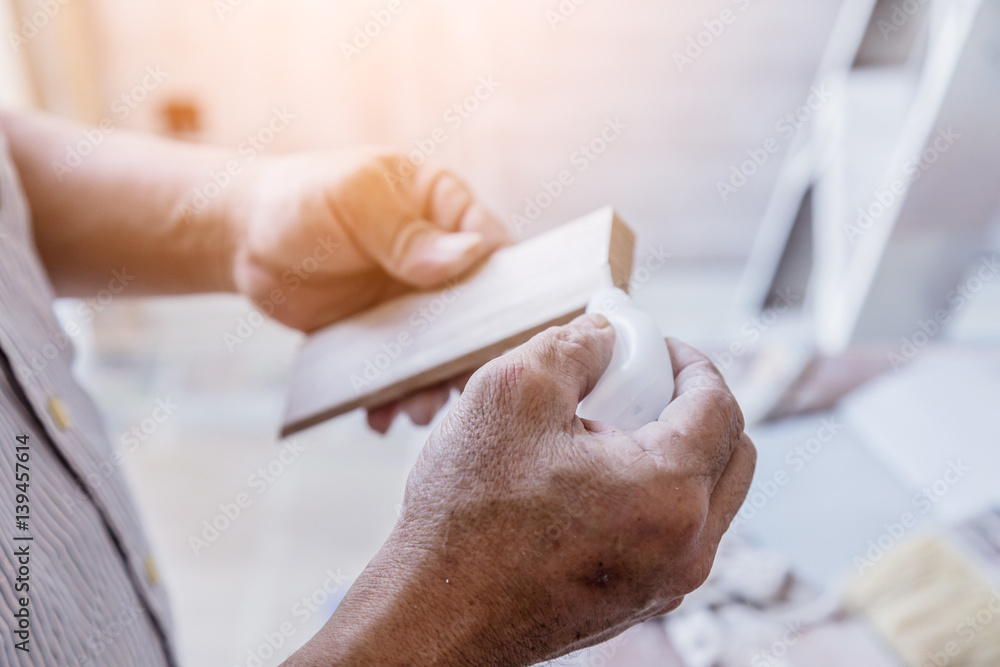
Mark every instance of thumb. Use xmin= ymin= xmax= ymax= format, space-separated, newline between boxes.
xmin=385 ymin=221 xmax=488 ymax=288
xmin=491 ymin=315 xmax=616 ymax=424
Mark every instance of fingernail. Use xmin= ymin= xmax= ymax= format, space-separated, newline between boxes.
xmin=406 ymin=397 xmax=436 ymax=426
xmin=431 ymin=231 xmax=483 ymax=259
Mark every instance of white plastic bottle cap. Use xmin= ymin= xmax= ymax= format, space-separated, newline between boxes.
xmin=577 ymin=288 xmax=674 ymax=432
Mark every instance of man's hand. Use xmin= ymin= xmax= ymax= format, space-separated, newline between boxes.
xmin=229 ymin=150 xmax=509 ymax=333
xmin=2 ymin=110 xmax=507 ymax=428
xmin=2 ymin=111 xmax=507 ymax=335
xmin=226 ymin=150 xmax=508 ymax=427
xmin=288 ymin=316 xmax=756 ymax=666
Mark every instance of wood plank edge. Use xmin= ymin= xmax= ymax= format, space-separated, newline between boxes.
xmin=609 ymin=211 xmax=636 ymax=292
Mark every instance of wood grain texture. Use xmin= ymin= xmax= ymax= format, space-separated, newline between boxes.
xmin=281 ymin=207 xmax=635 ymax=437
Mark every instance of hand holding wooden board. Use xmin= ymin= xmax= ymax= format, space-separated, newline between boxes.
xmin=281 ymin=207 xmax=635 ymax=437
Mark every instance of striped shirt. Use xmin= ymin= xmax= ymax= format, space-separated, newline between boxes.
xmin=0 ymin=131 xmax=176 ymax=665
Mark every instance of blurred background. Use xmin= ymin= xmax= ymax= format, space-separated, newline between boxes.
xmin=2 ymin=0 xmax=1000 ymax=665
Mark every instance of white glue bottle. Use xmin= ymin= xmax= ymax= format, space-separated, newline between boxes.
xmin=577 ymin=288 xmax=674 ymax=432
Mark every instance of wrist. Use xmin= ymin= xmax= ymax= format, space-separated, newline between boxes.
xmin=288 ymin=526 xmax=542 ymax=667
xmin=171 ymin=152 xmax=256 ymax=294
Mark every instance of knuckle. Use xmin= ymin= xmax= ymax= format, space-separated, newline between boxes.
xmin=330 ymin=155 xmax=399 ymax=202
xmin=535 ymin=325 xmax=601 ymax=376
xmin=458 ymin=345 xmax=573 ymax=434
xmin=703 ymin=384 xmax=740 ymax=416
xmin=491 ymin=327 xmax=583 ymax=393
xmin=687 ymin=359 xmax=726 ymax=386
xmin=471 ymin=323 xmax=607 ymax=414
xmin=469 ymin=354 xmax=560 ymax=418
xmin=692 ymin=386 xmax=745 ymax=437
xmin=469 ymin=356 xmax=527 ymax=406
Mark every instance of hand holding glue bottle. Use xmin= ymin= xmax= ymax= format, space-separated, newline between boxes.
xmin=577 ymin=288 xmax=675 ymax=432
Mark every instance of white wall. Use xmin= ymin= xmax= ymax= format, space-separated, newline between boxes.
xmin=81 ymin=0 xmax=847 ymax=261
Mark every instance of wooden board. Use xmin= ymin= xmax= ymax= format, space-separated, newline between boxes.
xmin=281 ymin=207 xmax=635 ymax=437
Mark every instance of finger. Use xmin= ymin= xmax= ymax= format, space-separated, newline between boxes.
xmin=706 ymin=433 xmax=757 ymax=540
xmin=365 ymin=367 xmax=476 ymax=434
xmin=488 ymin=314 xmax=615 ymax=422
xmin=366 ymin=403 xmax=400 ymax=434
xmin=666 ymin=338 xmax=733 ymax=399
xmin=424 ymin=171 xmax=511 ymax=252
xmin=659 ymin=338 xmax=746 ymax=434
xmin=399 ymin=384 xmax=453 ymax=427
xmin=631 ymin=383 xmax=745 ymax=492
xmin=384 ymin=219 xmax=488 ymax=288
xmin=366 ymin=380 xmax=459 ymax=433
xmin=353 ymin=159 xmax=506 ymax=289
